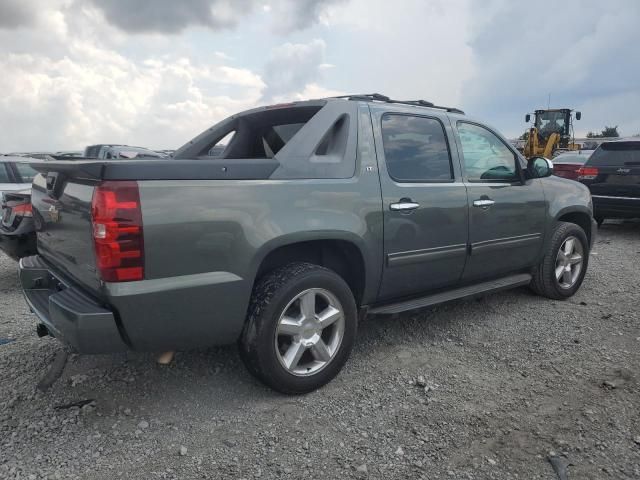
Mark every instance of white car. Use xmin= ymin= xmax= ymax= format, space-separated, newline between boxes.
xmin=0 ymin=156 xmax=38 ymax=197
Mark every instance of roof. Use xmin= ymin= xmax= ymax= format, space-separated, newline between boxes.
xmin=602 ymin=137 xmax=640 ymax=143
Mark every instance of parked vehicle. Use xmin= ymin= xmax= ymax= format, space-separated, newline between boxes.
xmin=552 ymin=150 xmax=594 ymax=180
xmin=578 ymin=139 xmax=640 ymax=225
xmin=0 ymin=189 xmax=36 ymax=258
xmin=55 ymin=151 xmax=84 ymax=158
xmin=83 ymin=144 xmax=168 ymax=159
xmin=0 ymin=157 xmax=39 ymax=258
xmin=20 ymin=94 xmax=596 ymax=393
xmin=0 ymin=156 xmax=39 ymax=197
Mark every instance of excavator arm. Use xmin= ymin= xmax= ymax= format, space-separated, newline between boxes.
xmin=543 ymin=132 xmax=560 ymax=158
xmin=524 ymin=127 xmax=559 ymax=159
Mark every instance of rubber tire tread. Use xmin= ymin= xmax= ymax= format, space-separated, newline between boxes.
xmin=238 ymin=262 xmax=357 ymax=394
xmin=530 ymin=221 xmax=589 ymax=300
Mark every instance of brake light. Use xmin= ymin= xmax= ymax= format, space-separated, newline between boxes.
xmin=91 ymin=181 xmax=144 ymax=282
xmin=578 ymin=166 xmax=599 ymax=180
xmin=12 ymin=203 xmax=33 ymax=217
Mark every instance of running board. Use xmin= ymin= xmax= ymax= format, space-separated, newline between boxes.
xmin=369 ymin=273 xmax=532 ymax=315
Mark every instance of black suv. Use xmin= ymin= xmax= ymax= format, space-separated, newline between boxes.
xmin=578 ymin=139 xmax=640 ymax=225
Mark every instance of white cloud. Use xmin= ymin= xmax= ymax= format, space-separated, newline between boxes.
xmin=261 ymin=39 xmax=329 ymax=101
xmin=270 ymin=83 xmax=345 ymax=104
xmin=1 ymin=0 xmax=638 ymax=152
xmin=0 ymin=43 xmax=264 ymax=151
xmin=322 ymin=0 xmax=474 ymax=106
xmin=214 ymin=51 xmax=232 ymax=60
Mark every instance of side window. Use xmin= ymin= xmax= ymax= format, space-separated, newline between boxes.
xmin=0 ymin=163 xmax=11 ymax=183
xmin=14 ymin=163 xmax=38 ymax=183
xmin=381 ymin=114 xmax=453 ymax=182
xmin=457 ymin=122 xmax=518 ymax=181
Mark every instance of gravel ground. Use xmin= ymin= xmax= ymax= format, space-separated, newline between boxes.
xmin=1 ymin=221 xmax=639 ymax=480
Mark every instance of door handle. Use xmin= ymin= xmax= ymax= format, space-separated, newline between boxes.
xmin=390 ymin=201 xmax=420 ymax=212
xmin=473 ymin=199 xmax=495 ymax=209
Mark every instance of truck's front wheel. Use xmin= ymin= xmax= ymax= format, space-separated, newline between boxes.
xmin=239 ymin=263 xmax=357 ymax=394
xmin=530 ymin=222 xmax=589 ymax=300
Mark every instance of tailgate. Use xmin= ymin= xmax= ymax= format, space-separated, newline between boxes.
xmin=588 ymin=165 xmax=640 ymax=198
xmin=31 ymin=172 xmax=102 ymax=294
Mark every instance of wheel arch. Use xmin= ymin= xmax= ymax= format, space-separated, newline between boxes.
xmin=556 ymin=208 xmax=594 ymax=248
xmin=250 ymin=234 xmax=369 ymax=306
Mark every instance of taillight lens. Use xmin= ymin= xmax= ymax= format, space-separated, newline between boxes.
xmin=13 ymin=203 xmax=33 ymax=217
xmin=91 ymin=181 xmax=144 ymax=282
xmin=578 ymin=166 xmax=599 ymax=180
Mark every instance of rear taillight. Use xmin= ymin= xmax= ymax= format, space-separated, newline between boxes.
xmin=13 ymin=203 xmax=33 ymax=217
xmin=91 ymin=181 xmax=144 ymax=282
xmin=578 ymin=166 xmax=599 ymax=180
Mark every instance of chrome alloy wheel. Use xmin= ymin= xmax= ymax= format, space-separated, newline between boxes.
xmin=555 ymin=236 xmax=584 ymax=289
xmin=274 ymin=288 xmax=345 ymax=376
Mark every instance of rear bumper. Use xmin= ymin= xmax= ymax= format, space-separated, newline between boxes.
xmin=592 ymin=195 xmax=640 ymax=218
xmin=19 ymin=255 xmax=128 ymax=354
xmin=20 ymin=255 xmax=250 ymax=353
xmin=0 ymin=232 xmax=37 ymax=260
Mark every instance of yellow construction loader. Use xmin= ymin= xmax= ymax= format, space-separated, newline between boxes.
xmin=523 ymin=108 xmax=581 ymax=158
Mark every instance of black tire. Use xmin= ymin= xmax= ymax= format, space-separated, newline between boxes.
xmin=530 ymin=222 xmax=589 ymax=300
xmin=238 ymin=262 xmax=357 ymax=394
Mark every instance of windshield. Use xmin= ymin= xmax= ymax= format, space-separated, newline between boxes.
xmin=535 ymin=111 xmax=567 ymax=136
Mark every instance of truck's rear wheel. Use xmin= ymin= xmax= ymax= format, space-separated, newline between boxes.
xmin=239 ymin=262 xmax=357 ymax=394
xmin=530 ymin=222 xmax=589 ymax=300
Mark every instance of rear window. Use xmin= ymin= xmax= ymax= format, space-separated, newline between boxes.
xmin=0 ymin=163 xmax=10 ymax=183
xmin=14 ymin=163 xmax=39 ymax=182
xmin=553 ymin=154 xmax=589 ymax=165
xmin=200 ymin=106 xmax=322 ymax=160
xmin=588 ymin=142 xmax=640 ymax=166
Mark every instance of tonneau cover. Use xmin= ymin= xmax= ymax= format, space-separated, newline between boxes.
xmin=27 ymin=158 xmax=280 ymax=181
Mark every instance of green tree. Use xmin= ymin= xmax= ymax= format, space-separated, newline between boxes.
xmin=586 ymin=126 xmax=620 ymax=138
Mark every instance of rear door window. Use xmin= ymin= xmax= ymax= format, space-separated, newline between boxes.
xmin=588 ymin=142 xmax=640 ymax=166
xmin=381 ymin=114 xmax=453 ymax=182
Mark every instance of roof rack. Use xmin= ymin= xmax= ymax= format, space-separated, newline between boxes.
xmin=333 ymin=93 xmax=465 ymax=115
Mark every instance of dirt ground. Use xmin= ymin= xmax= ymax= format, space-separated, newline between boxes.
xmin=1 ymin=220 xmax=639 ymax=479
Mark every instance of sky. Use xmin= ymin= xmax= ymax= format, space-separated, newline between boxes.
xmin=0 ymin=0 xmax=638 ymax=152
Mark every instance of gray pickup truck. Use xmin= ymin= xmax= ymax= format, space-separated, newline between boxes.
xmin=20 ymin=94 xmax=596 ymax=393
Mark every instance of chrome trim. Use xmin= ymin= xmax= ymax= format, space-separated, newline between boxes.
xmin=472 ymin=233 xmax=542 ymax=254
xmin=592 ymin=195 xmax=640 ymax=201
xmin=389 ymin=202 xmax=420 ymax=211
xmin=472 ymin=199 xmax=495 ymax=208
xmin=387 ymin=244 xmax=467 ymax=267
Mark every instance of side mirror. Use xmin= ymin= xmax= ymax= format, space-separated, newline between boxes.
xmin=525 ymin=114 xmax=531 ymax=123
xmin=575 ymin=111 xmax=581 ymax=121
xmin=528 ymin=156 xmax=554 ymax=178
